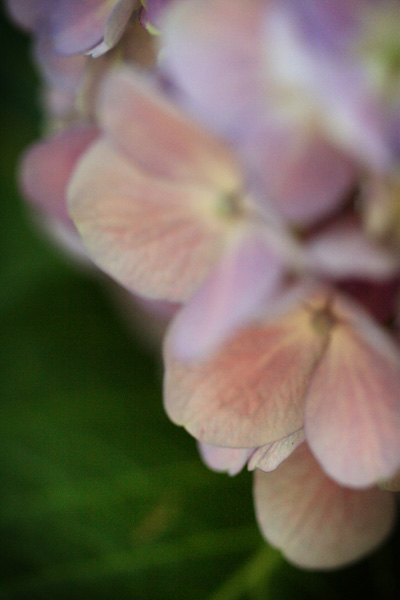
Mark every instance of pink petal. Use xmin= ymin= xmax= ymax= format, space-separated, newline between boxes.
xmin=305 ymin=306 xmax=400 ymax=488
xmin=307 ymin=220 xmax=399 ymax=280
xmin=243 ymin=128 xmax=355 ymax=226
xmin=169 ymin=229 xmax=283 ymax=361
xmin=254 ymin=444 xmax=395 ymax=569
xmin=159 ymin=0 xmax=265 ymax=138
xmin=247 ymin=429 xmax=305 ymax=472
xmin=20 ymin=125 xmax=98 ymax=224
xmin=140 ymin=0 xmax=174 ymax=30
xmin=164 ymin=299 xmax=328 ymax=447
xmin=68 ymin=139 xmax=226 ymax=301
xmin=51 ymin=0 xmax=118 ymax=55
xmin=97 ymin=67 xmax=241 ymax=189
xmin=262 ymin=1 xmax=391 ymax=171
xmin=33 ymin=36 xmax=87 ymax=93
xmin=198 ymin=442 xmax=252 ymax=476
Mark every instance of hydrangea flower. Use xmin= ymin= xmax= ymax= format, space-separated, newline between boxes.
xmin=165 ymin=286 xmax=400 ymax=488
xmin=68 ymin=67 xmax=298 ymax=357
xmin=7 ymin=0 xmax=400 ymax=574
xmin=159 ymin=0 xmax=357 ymax=225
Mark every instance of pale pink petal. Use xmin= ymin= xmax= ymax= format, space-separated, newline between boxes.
xmin=159 ymin=0 xmax=265 ymax=138
xmin=97 ymin=67 xmax=241 ymax=189
xmin=20 ymin=125 xmax=98 ymax=223
xmin=68 ymin=139 xmax=227 ymax=301
xmin=306 ymin=315 xmax=400 ymax=488
xmin=169 ymin=229 xmax=283 ymax=361
xmin=254 ymin=444 xmax=395 ymax=569
xmin=262 ymin=1 xmax=391 ymax=171
xmin=307 ymin=220 xmax=399 ymax=280
xmin=247 ymin=429 xmax=305 ymax=472
xmin=164 ymin=300 xmax=328 ymax=447
xmin=33 ymin=36 xmax=87 ymax=93
xmin=41 ymin=85 xmax=77 ymax=120
xmin=198 ymin=442 xmax=252 ymax=476
xmin=52 ymin=0 xmax=117 ymax=55
xmin=141 ymin=0 xmax=175 ymax=30
xmin=243 ymin=128 xmax=355 ymax=226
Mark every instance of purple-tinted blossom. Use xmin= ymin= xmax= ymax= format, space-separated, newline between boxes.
xmin=6 ymin=0 xmax=138 ymax=57
xmin=159 ymin=0 xmax=357 ymax=225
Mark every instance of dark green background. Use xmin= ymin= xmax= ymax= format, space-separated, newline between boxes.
xmin=1 ymin=7 xmax=400 ymax=598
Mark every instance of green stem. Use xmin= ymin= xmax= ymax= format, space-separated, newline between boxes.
xmin=207 ymin=544 xmax=283 ymax=600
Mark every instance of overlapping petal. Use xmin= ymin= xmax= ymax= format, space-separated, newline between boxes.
xmin=306 ymin=219 xmax=400 ymax=280
xmin=21 ymin=124 xmax=98 ymax=223
xmin=169 ymin=228 xmax=283 ymax=361
xmin=69 ymin=68 xmax=287 ymax=315
xmin=96 ymin=67 xmax=241 ymax=188
xmin=166 ymin=286 xmax=400 ymax=489
xmin=164 ymin=296 xmax=329 ymax=447
xmin=198 ymin=430 xmax=305 ymax=477
xmin=51 ymin=0 xmax=136 ymax=56
xmin=254 ymin=444 xmax=395 ymax=569
xmin=247 ymin=428 xmax=305 ymax=472
xmin=68 ymin=138 xmax=226 ymax=301
xmin=198 ymin=443 xmax=252 ymax=477
xmin=305 ymin=307 xmax=400 ymax=488
xmin=159 ymin=0 xmax=357 ymax=225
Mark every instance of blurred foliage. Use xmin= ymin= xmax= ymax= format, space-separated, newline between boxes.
xmin=1 ymin=6 xmax=400 ymax=599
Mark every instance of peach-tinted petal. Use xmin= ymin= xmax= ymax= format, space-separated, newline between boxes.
xmin=254 ymin=444 xmax=395 ymax=569
xmin=164 ymin=299 xmax=328 ymax=447
xmin=247 ymin=429 xmax=305 ymax=472
xmin=68 ymin=138 xmax=227 ymax=301
xmin=97 ymin=67 xmax=241 ymax=189
xmin=169 ymin=229 xmax=283 ymax=361
xmin=306 ymin=321 xmax=400 ymax=488
xmin=198 ymin=442 xmax=252 ymax=476
xmin=20 ymin=125 xmax=98 ymax=223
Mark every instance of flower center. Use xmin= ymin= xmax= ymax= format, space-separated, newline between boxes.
xmin=310 ymin=303 xmax=337 ymax=336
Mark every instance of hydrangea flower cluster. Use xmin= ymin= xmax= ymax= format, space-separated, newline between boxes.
xmin=8 ymin=0 xmax=400 ymax=569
